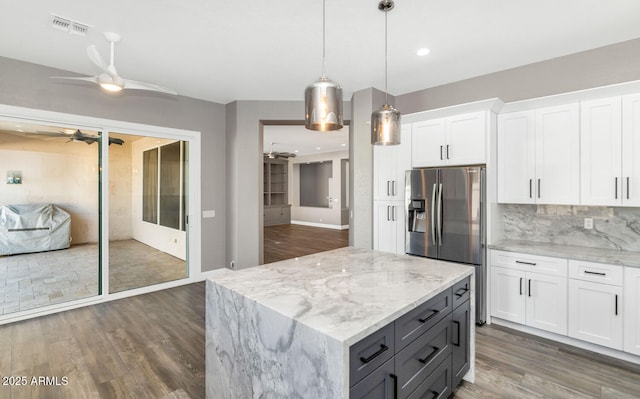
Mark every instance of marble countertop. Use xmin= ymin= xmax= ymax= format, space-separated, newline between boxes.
xmin=207 ymin=247 xmax=473 ymax=346
xmin=490 ymin=240 xmax=640 ymax=268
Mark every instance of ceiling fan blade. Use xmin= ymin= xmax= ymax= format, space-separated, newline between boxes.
xmin=34 ymin=131 xmax=69 ymax=138
xmin=87 ymin=45 xmax=109 ymax=72
xmin=123 ymin=79 xmax=178 ymax=95
xmin=50 ymin=75 xmax=99 ymax=84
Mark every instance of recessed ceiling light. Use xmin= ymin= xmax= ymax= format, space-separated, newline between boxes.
xmin=417 ymin=48 xmax=430 ymax=56
xmin=294 ymin=150 xmax=299 ymax=153
xmin=341 ymin=143 xmax=346 ymax=147
xmin=17 ymin=129 xmax=23 ymax=132
xmin=316 ymin=147 xmax=321 ymax=150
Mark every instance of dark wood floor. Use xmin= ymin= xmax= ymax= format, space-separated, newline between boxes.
xmin=2 ymin=282 xmax=640 ymax=399
xmin=0 ymin=283 xmax=205 ymax=399
xmin=263 ymin=223 xmax=349 ymax=264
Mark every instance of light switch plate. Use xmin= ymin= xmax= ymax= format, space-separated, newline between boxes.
xmin=584 ymin=218 xmax=593 ymax=229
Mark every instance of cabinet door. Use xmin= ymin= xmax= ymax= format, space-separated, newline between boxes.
xmin=580 ymin=97 xmax=622 ymax=206
xmin=451 ymin=300 xmax=470 ymax=390
xmin=526 ymin=272 xmax=567 ymax=335
xmin=622 ymin=93 xmax=640 ymax=206
xmin=490 ymin=266 xmax=526 ymax=324
xmin=349 ymin=358 xmax=396 ymax=399
xmin=374 ymin=145 xmax=398 ymax=201
xmin=412 ymin=118 xmax=446 ymax=168
xmin=624 ymin=267 xmax=640 ymax=355
xmin=395 ymin=124 xmax=413 ymax=202
xmin=535 ymin=103 xmax=580 ymax=204
xmin=568 ymin=279 xmax=622 ymax=350
xmin=373 ymin=202 xmax=404 ymax=255
xmin=445 ymin=111 xmax=486 ymax=166
xmin=497 ymin=111 xmax=536 ymax=204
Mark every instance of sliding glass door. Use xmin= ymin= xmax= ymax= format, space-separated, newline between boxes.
xmin=0 ymin=121 xmax=101 ymax=315
xmin=108 ymin=133 xmax=188 ymax=293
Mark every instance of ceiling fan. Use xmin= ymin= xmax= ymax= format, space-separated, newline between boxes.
xmin=51 ymin=32 xmax=177 ymax=95
xmin=264 ymin=142 xmax=296 ymax=159
xmin=34 ymin=129 xmax=124 ymax=145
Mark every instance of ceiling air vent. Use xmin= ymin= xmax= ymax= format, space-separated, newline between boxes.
xmin=50 ymin=14 xmax=90 ymax=36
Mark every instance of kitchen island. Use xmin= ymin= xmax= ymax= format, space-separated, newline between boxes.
xmin=206 ymin=247 xmax=475 ymax=398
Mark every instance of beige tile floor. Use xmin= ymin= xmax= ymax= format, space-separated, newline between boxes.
xmin=0 ymin=239 xmax=186 ymax=315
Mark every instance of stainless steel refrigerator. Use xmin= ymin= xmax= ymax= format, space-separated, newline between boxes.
xmin=406 ymin=167 xmax=486 ymax=324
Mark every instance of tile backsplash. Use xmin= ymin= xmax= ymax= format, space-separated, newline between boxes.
xmin=502 ymin=204 xmax=640 ymax=251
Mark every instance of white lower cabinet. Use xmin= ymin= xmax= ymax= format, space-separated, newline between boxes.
xmin=568 ymin=279 xmax=623 ymax=350
xmin=490 ymin=265 xmax=567 ymax=335
xmin=373 ymin=201 xmax=405 ymax=255
xmin=624 ymin=267 xmax=640 ymax=355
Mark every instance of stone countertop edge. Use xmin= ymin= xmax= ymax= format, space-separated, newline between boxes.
xmin=490 ymin=240 xmax=640 ymax=268
xmin=206 ymin=248 xmax=474 ymax=347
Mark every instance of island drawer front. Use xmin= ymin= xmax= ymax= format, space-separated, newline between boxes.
xmin=568 ymin=260 xmax=623 ymax=286
xmin=452 ymin=277 xmax=471 ymax=309
xmin=395 ymin=288 xmax=452 ymax=350
xmin=349 ymin=357 xmax=395 ymax=399
xmin=395 ymin=314 xmax=452 ymax=399
xmin=350 ymin=322 xmax=395 ymax=387
xmin=405 ymin=355 xmax=452 ymax=399
xmin=491 ymin=250 xmax=568 ymax=277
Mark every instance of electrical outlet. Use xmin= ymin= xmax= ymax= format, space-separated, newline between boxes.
xmin=230 ymin=260 xmax=235 ymax=269
xmin=584 ymin=218 xmax=593 ymax=230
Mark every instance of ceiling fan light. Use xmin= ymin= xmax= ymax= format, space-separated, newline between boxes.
xmin=305 ymin=77 xmax=343 ymax=131
xmin=371 ymin=104 xmax=401 ymax=145
xmin=98 ymin=73 xmax=123 ymax=92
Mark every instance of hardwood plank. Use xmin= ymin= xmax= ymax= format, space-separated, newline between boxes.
xmin=263 ymin=224 xmax=348 ymax=264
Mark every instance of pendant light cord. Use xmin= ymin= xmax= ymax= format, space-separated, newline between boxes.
xmin=322 ymin=0 xmax=326 ymax=78
xmin=384 ymin=7 xmax=388 ymax=105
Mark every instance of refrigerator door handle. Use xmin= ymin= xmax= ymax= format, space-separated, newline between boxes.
xmin=437 ymin=183 xmax=443 ymax=246
xmin=431 ymin=183 xmax=437 ymax=245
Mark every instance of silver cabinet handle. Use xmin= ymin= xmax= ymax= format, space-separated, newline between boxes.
xmin=627 ymin=177 xmax=630 ymax=200
xmin=440 ymin=145 xmax=443 ymax=160
xmin=446 ymin=145 xmax=450 ymax=159
xmin=392 ymin=180 xmax=397 ymax=196
xmin=387 ymin=181 xmax=391 ymax=196
xmin=431 ymin=183 xmax=437 ymax=245
xmin=615 ymin=177 xmax=618 ymax=200
xmin=537 ymin=179 xmax=541 ymax=199
xmin=529 ymin=179 xmax=533 ymax=199
xmin=437 ymin=183 xmax=443 ymax=245
xmin=393 ymin=206 xmax=397 ymax=221
xmin=387 ymin=206 xmax=391 ymax=221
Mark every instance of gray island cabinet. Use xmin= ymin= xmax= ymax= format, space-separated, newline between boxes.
xmin=206 ymin=247 xmax=474 ymax=399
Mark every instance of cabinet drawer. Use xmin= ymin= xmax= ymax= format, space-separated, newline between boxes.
xmin=569 ymin=260 xmax=623 ymax=286
xmin=491 ymin=250 xmax=567 ymax=277
xmin=406 ymin=355 xmax=452 ymax=399
xmin=452 ymin=277 xmax=471 ymax=309
xmin=350 ymin=322 xmax=395 ymax=387
xmin=395 ymin=314 xmax=452 ymax=399
xmin=349 ymin=357 xmax=395 ymax=399
xmin=395 ymin=289 xmax=451 ymax=350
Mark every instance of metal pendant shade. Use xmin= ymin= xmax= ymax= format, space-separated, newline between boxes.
xmin=305 ymin=0 xmax=343 ymax=132
xmin=371 ymin=0 xmax=401 ymax=145
xmin=371 ymin=103 xmax=401 ymax=145
xmin=305 ymin=77 xmax=343 ymax=131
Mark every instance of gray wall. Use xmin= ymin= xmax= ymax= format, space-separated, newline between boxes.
xmin=225 ymin=100 xmax=352 ymax=269
xmin=300 ymin=162 xmax=332 ymax=208
xmin=397 ymin=38 xmax=640 ymax=114
xmin=0 ymin=56 xmax=227 ymax=271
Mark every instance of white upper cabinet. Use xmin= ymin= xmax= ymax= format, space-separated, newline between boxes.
xmin=497 ymin=111 xmax=536 ymax=203
xmin=411 ymin=118 xmax=446 ymax=167
xmin=580 ymin=97 xmax=622 ymax=206
xmin=412 ymin=111 xmax=486 ymax=168
xmin=374 ymin=124 xmax=412 ymax=201
xmin=498 ymin=104 xmax=580 ymax=204
xmin=622 ymin=93 xmax=640 ymax=206
xmin=535 ymin=103 xmax=580 ymax=204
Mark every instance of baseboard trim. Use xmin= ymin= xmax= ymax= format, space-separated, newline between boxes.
xmin=490 ymin=317 xmax=640 ymax=365
xmin=290 ymin=220 xmax=349 ymax=230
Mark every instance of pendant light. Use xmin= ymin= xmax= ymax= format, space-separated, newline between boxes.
xmin=371 ymin=0 xmax=401 ymax=145
xmin=305 ymin=0 xmax=343 ymax=131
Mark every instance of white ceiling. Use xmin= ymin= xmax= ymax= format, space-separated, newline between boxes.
xmin=263 ymin=125 xmax=349 ymax=157
xmin=1 ymin=1 xmax=640 ymax=104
